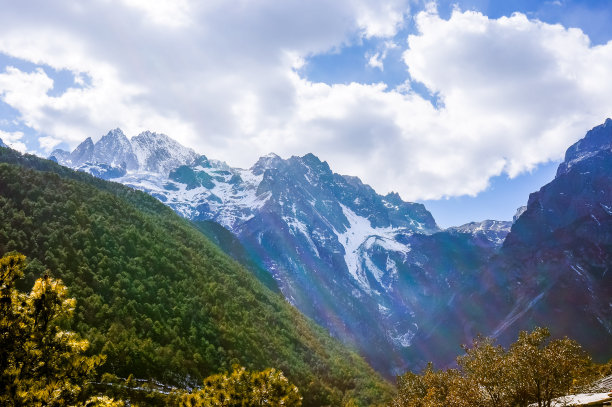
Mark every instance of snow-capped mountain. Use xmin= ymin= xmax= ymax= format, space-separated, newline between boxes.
xmin=132 ymin=131 xmax=199 ymax=175
xmin=50 ymin=129 xmax=496 ymax=374
xmin=51 ymin=129 xmax=198 ymax=178
xmin=93 ymin=128 xmax=138 ymax=170
xmin=112 ymin=147 xmax=449 ymax=374
xmin=447 ymin=219 xmax=512 ymax=247
xmin=48 ymin=121 xmax=612 ymax=376
xmin=68 ymin=137 xmax=94 ymax=167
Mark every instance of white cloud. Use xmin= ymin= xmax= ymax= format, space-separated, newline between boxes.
xmin=367 ymin=52 xmax=385 ymax=70
xmin=399 ymin=7 xmax=612 ymax=197
xmin=116 ymin=0 xmax=192 ymax=27
xmin=366 ymin=41 xmax=398 ymax=70
xmin=38 ymin=136 xmax=62 ymax=151
xmin=0 ymin=1 xmax=611 ymax=201
xmin=355 ymin=0 xmax=409 ymax=38
xmin=0 ymin=129 xmax=27 ymax=152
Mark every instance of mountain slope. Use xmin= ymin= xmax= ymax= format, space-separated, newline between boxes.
xmin=47 ymin=130 xmax=504 ymax=376
xmin=41 ymin=120 xmax=612 ymax=377
xmin=491 ymin=119 xmax=612 ymax=358
xmin=0 ymin=146 xmax=394 ymax=406
xmin=429 ymin=119 xmax=612 ymax=363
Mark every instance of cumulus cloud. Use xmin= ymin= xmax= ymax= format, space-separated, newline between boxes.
xmin=0 ymin=129 xmax=27 ymax=152
xmin=0 ymin=0 xmax=411 ymax=152
xmin=366 ymin=41 xmax=398 ymax=70
xmin=400 ymin=7 xmax=612 ymax=197
xmin=0 ymin=1 xmax=611 ymax=201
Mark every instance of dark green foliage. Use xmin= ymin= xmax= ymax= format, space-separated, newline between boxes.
xmin=0 ymin=148 xmax=394 ymax=406
xmin=191 ymin=220 xmax=280 ymax=293
xmin=0 ymin=253 xmax=114 ymax=406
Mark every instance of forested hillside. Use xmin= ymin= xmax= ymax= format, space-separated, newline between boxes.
xmin=0 ymin=147 xmax=394 ymax=406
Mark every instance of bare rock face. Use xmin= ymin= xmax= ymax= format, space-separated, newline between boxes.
xmin=468 ymin=119 xmax=612 ymax=362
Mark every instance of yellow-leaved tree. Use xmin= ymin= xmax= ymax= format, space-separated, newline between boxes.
xmin=0 ymin=252 xmax=121 ymax=406
xmin=180 ymin=365 xmax=302 ymax=406
xmin=391 ymin=327 xmax=597 ymax=407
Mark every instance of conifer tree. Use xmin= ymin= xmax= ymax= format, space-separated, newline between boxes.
xmin=0 ymin=253 xmax=118 ymax=406
xmin=180 ymin=365 xmax=302 ymax=406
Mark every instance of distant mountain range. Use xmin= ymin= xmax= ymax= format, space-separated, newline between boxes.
xmin=49 ymin=120 xmax=612 ymax=376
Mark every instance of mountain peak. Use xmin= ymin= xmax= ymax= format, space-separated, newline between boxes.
xmin=132 ymin=130 xmax=170 ymax=142
xmin=513 ymin=205 xmax=527 ymax=222
xmin=0 ymin=138 xmax=7 ymax=148
xmin=557 ymin=118 xmax=612 ymax=176
xmin=107 ymin=128 xmax=126 ymax=137
xmin=252 ymin=153 xmax=284 ymax=174
xmin=93 ymin=129 xmax=138 ymax=170
xmin=69 ymin=137 xmax=95 ymax=167
xmin=131 ymin=130 xmax=198 ymax=174
xmin=299 ymin=153 xmax=332 ymax=174
xmin=384 ymin=192 xmax=402 ymax=204
xmin=49 ymin=148 xmax=71 ymax=165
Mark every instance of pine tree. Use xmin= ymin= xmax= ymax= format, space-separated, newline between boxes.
xmin=180 ymin=366 xmax=302 ymax=406
xmin=0 ymin=252 xmax=118 ymax=406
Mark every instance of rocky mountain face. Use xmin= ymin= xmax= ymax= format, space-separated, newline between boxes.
xmin=0 ymin=138 xmax=7 ymax=148
xmin=132 ymin=131 xmax=199 ymax=174
xmin=447 ymin=219 xmax=513 ymax=247
xmin=488 ymin=119 xmax=612 ymax=359
xmin=46 ymin=120 xmax=612 ymax=375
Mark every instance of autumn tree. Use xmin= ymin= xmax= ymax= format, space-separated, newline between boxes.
xmin=180 ymin=365 xmax=302 ymax=406
xmin=0 ymin=252 xmax=119 ymax=406
xmin=457 ymin=335 xmax=510 ymax=406
xmin=390 ymin=363 xmax=485 ymax=407
xmin=507 ymin=327 xmax=596 ymax=407
xmin=391 ymin=327 xmax=596 ymax=407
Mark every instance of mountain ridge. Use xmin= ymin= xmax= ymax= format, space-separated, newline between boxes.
xmin=43 ymin=119 xmax=612 ymax=375
xmin=46 ymin=129 xmax=509 ymax=376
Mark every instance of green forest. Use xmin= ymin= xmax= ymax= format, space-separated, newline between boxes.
xmin=0 ymin=147 xmax=393 ymax=406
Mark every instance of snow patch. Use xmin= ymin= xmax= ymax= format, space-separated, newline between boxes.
xmin=115 ymin=166 xmax=269 ymax=229
xmin=335 ymin=204 xmax=410 ymax=293
xmin=389 ymin=328 xmax=417 ymax=348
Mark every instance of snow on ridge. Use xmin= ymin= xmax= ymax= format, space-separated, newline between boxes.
xmin=208 ymin=169 xmax=269 ymax=229
xmin=114 ymin=165 xmax=269 ymax=229
xmin=283 ymin=216 xmax=320 ymax=256
xmin=131 ymin=131 xmax=199 ymax=174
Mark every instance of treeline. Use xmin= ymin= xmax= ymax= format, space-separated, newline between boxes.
xmin=0 ymin=147 xmax=394 ymax=406
xmin=390 ymin=326 xmax=610 ymax=407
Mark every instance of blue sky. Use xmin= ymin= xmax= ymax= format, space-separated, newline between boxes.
xmin=0 ymin=0 xmax=611 ymax=227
